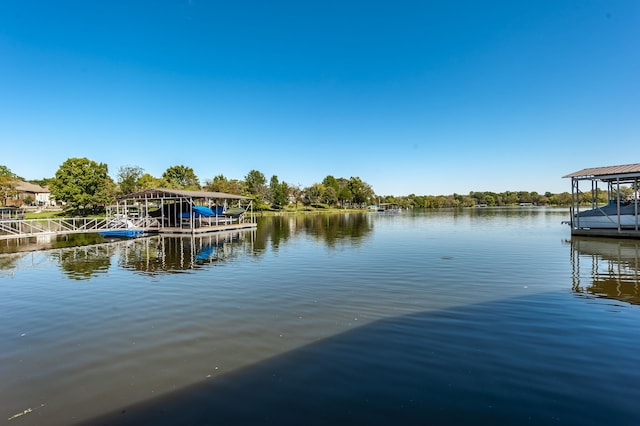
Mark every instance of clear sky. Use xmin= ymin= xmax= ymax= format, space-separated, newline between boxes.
xmin=1 ymin=0 xmax=638 ymax=196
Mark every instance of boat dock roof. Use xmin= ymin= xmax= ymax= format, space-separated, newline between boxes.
xmin=563 ymin=163 xmax=640 ymax=182
xmin=563 ymin=162 xmax=640 ymax=239
xmin=117 ymin=188 xmax=251 ymax=201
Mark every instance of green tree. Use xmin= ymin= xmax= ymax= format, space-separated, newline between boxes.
xmin=0 ymin=165 xmax=18 ymax=206
xmin=304 ymin=183 xmax=325 ymax=206
xmin=289 ymin=184 xmax=302 ymax=211
xmin=117 ymin=165 xmax=144 ymax=195
xmin=245 ymin=169 xmax=268 ymax=209
xmin=29 ymin=177 xmax=55 ymax=188
xmin=322 ymin=175 xmax=339 ymax=192
xmin=138 ymin=173 xmax=164 ymax=189
xmin=94 ymin=176 xmax=118 ymax=208
xmin=245 ymin=169 xmax=267 ymax=196
xmin=50 ymin=157 xmax=111 ymax=214
xmin=348 ymin=176 xmax=374 ymax=206
xmin=269 ymin=175 xmax=290 ymax=209
xmin=337 ymin=186 xmax=353 ymax=208
xmin=204 ymin=174 xmax=247 ymax=194
xmin=322 ymin=186 xmax=338 ymax=206
xmin=0 ymin=165 xmax=14 ymax=177
xmin=162 ymin=165 xmax=201 ymax=190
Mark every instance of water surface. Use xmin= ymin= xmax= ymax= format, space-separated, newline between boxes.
xmin=1 ymin=208 xmax=639 ymax=425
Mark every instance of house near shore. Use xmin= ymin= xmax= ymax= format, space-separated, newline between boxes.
xmin=4 ymin=181 xmax=54 ymax=207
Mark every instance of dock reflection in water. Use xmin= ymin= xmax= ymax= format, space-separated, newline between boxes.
xmin=0 ymin=213 xmax=375 ymax=279
xmin=119 ymin=232 xmax=253 ymax=275
xmin=570 ymin=237 xmax=640 ymax=305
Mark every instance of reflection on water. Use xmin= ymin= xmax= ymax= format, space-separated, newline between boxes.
xmin=51 ymin=244 xmax=114 ymax=280
xmin=254 ymin=212 xmax=373 ymax=251
xmin=570 ymin=237 xmax=640 ymax=305
xmin=0 ymin=233 xmax=108 ymax=254
xmin=0 ymin=213 xmax=375 ymax=278
xmin=120 ymin=232 xmax=253 ymax=276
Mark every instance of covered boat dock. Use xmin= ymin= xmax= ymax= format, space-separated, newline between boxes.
xmin=563 ymin=163 xmax=640 ymax=238
xmin=110 ymin=188 xmax=256 ymax=235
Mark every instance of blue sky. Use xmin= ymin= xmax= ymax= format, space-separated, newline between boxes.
xmin=1 ymin=0 xmax=638 ymax=196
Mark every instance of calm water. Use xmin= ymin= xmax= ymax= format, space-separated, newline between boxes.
xmin=1 ymin=208 xmax=640 ymax=425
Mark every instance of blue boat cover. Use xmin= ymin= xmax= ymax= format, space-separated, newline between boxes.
xmin=181 ymin=206 xmax=224 ymax=218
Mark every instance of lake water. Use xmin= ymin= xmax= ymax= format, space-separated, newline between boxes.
xmin=1 ymin=208 xmax=640 ymax=425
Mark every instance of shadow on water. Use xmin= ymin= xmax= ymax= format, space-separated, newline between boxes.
xmin=77 ymin=292 xmax=640 ymax=426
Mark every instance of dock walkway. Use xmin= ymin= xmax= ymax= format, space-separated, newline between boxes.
xmin=0 ymin=217 xmax=109 ymax=240
xmin=0 ymin=217 xmax=256 ymax=240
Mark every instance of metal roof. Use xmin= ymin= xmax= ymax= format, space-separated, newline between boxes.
xmin=117 ymin=188 xmax=251 ymax=201
xmin=563 ymin=163 xmax=640 ymax=180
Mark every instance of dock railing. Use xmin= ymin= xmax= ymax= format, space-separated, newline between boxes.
xmin=0 ymin=217 xmax=109 ymax=240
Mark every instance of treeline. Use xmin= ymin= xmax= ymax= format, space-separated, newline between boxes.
xmin=0 ymin=159 xmax=375 ymax=213
xmin=3 ymin=159 xmax=615 ymax=214
xmin=378 ymin=191 xmax=572 ymax=209
xmin=378 ymin=188 xmax=624 ymax=209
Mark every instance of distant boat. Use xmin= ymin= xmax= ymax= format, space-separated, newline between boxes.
xmin=99 ymin=229 xmax=145 ymax=238
xmin=572 ymin=201 xmax=639 ymax=229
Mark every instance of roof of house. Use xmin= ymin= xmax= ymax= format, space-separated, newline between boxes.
xmin=563 ymin=163 xmax=640 ymax=181
xmin=117 ymin=188 xmax=250 ymax=201
xmin=15 ymin=181 xmax=48 ymax=193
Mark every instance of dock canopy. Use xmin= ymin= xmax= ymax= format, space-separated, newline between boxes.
xmin=117 ymin=188 xmax=250 ymax=201
xmin=563 ymin=163 xmax=640 ymax=183
xmin=563 ymin=163 xmax=640 ymax=237
xmin=108 ymin=188 xmax=255 ymax=232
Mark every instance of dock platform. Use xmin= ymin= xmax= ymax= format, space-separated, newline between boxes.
xmin=570 ymin=228 xmax=640 ymax=239
xmin=143 ymin=222 xmax=257 ymax=235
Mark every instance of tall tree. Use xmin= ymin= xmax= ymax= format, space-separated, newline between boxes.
xmin=117 ymin=165 xmax=144 ymax=195
xmin=269 ymin=175 xmax=289 ymax=209
xmin=245 ymin=169 xmax=268 ymax=209
xmin=245 ymin=169 xmax=267 ymax=196
xmin=305 ymin=183 xmax=325 ymax=206
xmin=322 ymin=186 xmax=338 ymax=206
xmin=50 ymin=157 xmax=111 ymax=214
xmin=289 ymin=184 xmax=302 ymax=211
xmin=138 ymin=173 xmax=164 ymax=189
xmin=348 ymin=177 xmax=374 ymax=206
xmin=162 ymin=165 xmax=200 ymax=190
xmin=94 ymin=176 xmax=118 ymax=208
xmin=322 ymin=175 xmax=339 ymax=192
xmin=203 ymin=174 xmax=247 ymax=194
xmin=0 ymin=165 xmax=18 ymax=206
xmin=0 ymin=165 xmax=14 ymax=177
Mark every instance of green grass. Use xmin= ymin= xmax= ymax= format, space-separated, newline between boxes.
xmin=23 ymin=211 xmax=106 ymax=220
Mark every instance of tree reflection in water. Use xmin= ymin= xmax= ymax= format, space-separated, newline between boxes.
xmin=0 ymin=213 xmax=375 ymax=278
xmin=254 ymin=212 xmax=373 ymax=252
xmin=51 ymin=244 xmax=114 ymax=280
